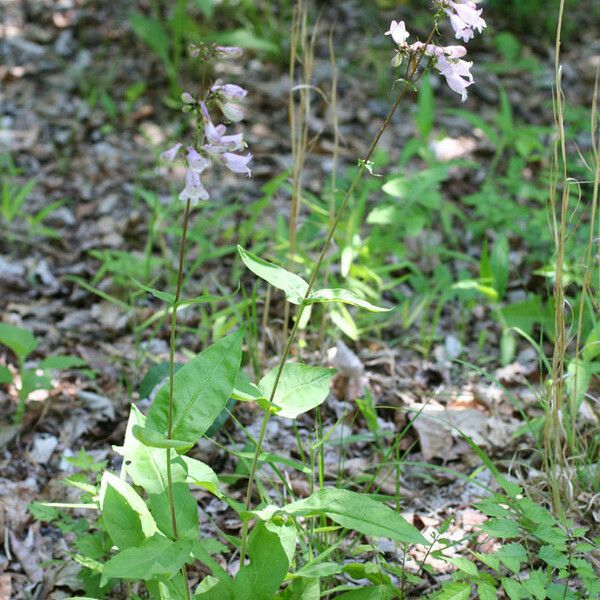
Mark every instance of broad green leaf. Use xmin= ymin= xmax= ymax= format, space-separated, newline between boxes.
xmin=237 ymin=246 xmax=308 ymax=305
xmin=233 ymin=522 xmax=289 ymax=600
xmin=480 ymin=517 xmax=520 ymax=539
xmin=132 ymin=425 xmax=193 ymax=452
xmin=114 ymin=405 xmax=187 ymax=495
xmin=37 ymin=355 xmax=87 ymax=370
xmin=283 ymin=488 xmax=427 ymax=545
xmin=496 ymin=543 xmax=527 ymax=574
xmin=148 ymin=483 xmax=198 ymax=541
xmin=335 ymin=586 xmax=395 ymax=600
xmin=474 ymin=552 xmax=500 ymax=572
xmin=477 ymin=582 xmax=497 ymax=600
xmin=101 ymin=534 xmax=192 ymax=586
xmin=0 ymin=323 xmax=37 ymax=361
xmin=295 ymin=561 xmax=342 ymax=578
xmin=539 ymin=545 xmax=568 ymax=569
xmin=0 ymin=366 xmax=12 ymax=384
xmin=131 ymin=278 xmax=176 ymax=304
xmin=446 ymin=556 xmax=478 ymax=576
xmin=502 ymin=577 xmax=524 ymax=600
xmin=435 ymin=582 xmax=471 ymax=600
xmin=259 ymin=362 xmax=334 ymax=419
xmin=146 ymin=330 xmax=243 ymax=443
xmin=232 ymin=370 xmax=265 ymax=403
xmin=305 ymin=288 xmax=390 ymax=313
xmin=523 ymin=569 xmax=550 ymax=600
xmin=278 ymin=577 xmax=320 ymax=600
xmin=99 ymin=471 xmax=157 ymax=548
xmin=182 ymin=456 xmax=220 ymax=496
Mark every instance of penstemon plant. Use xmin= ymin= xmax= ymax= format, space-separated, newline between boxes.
xmin=41 ymin=4 xmax=550 ymax=600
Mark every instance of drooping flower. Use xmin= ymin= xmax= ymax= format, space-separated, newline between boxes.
xmin=221 ymin=152 xmax=253 ymax=177
xmin=211 ymin=81 xmax=248 ymax=100
xmin=442 ymin=0 xmax=486 ymax=43
xmin=186 ymin=146 xmax=211 ymax=173
xmin=179 ymin=168 xmax=209 ymax=204
xmin=211 ymin=80 xmax=247 ymax=122
xmin=385 ymin=20 xmax=410 ymax=46
xmin=435 ymin=53 xmax=474 ymax=102
xmin=161 ymin=142 xmax=183 ymax=162
xmin=215 ymin=46 xmax=243 ymax=59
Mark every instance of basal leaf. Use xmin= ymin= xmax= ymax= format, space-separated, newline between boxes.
xmin=283 ymin=488 xmax=427 ymax=545
xmin=237 ymin=246 xmax=308 ymax=305
xmin=306 ymin=288 xmax=390 ymax=313
xmin=101 ymin=534 xmax=192 ymax=587
xmin=0 ymin=323 xmax=37 ymax=361
xmin=0 ymin=365 xmax=12 ymax=385
xmin=99 ymin=471 xmax=157 ymax=549
xmin=146 ymin=330 xmax=243 ymax=443
xmin=259 ymin=362 xmax=334 ymax=419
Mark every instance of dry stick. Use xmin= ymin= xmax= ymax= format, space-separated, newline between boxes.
xmin=167 ymin=197 xmax=193 ymax=600
xmin=571 ymin=70 xmax=600 ymax=441
xmin=239 ymin=58 xmax=427 ymax=561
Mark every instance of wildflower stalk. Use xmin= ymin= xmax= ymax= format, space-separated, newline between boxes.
xmin=166 ymin=197 xmax=193 ymax=600
xmin=239 ymin=36 xmax=434 ymax=561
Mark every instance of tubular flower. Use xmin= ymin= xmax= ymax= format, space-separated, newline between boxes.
xmin=179 ymin=168 xmax=209 ymax=204
xmin=385 ymin=20 xmax=410 ymax=46
xmin=211 ymin=80 xmax=248 ymax=122
xmin=442 ymin=0 xmax=486 ymax=42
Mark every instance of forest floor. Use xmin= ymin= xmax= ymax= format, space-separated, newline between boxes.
xmin=0 ymin=1 xmax=599 ymax=598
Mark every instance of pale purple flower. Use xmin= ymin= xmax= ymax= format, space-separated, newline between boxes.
xmin=181 ymin=92 xmax=195 ymax=104
xmin=442 ymin=0 xmax=486 ymax=42
xmin=179 ymin=168 xmax=209 ymax=204
xmin=186 ymin=146 xmax=211 ymax=173
xmin=218 ymin=101 xmax=245 ymax=122
xmin=215 ymin=46 xmax=243 ymax=59
xmin=385 ymin=20 xmax=410 ymax=46
xmin=435 ymin=53 xmax=474 ymax=102
xmin=211 ymin=81 xmax=248 ymax=100
xmin=161 ymin=142 xmax=183 ymax=162
xmin=221 ymin=152 xmax=252 ymax=177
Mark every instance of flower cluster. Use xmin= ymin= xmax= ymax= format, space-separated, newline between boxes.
xmin=385 ymin=0 xmax=486 ymax=102
xmin=161 ymin=48 xmax=252 ymax=206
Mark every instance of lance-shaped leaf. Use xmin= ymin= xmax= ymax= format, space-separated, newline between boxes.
xmin=100 ymin=534 xmax=192 ymax=587
xmin=259 ymin=362 xmax=334 ymax=419
xmin=146 ymin=329 xmax=243 ymax=444
xmin=132 ymin=425 xmax=194 ymax=453
xmin=148 ymin=483 xmax=199 ymax=541
xmin=114 ymin=405 xmax=187 ymax=495
xmin=99 ymin=471 xmax=158 ymax=549
xmin=238 ymin=246 xmax=308 ymax=305
xmin=282 ymin=488 xmax=427 ymax=546
xmin=306 ymin=288 xmax=390 ymax=312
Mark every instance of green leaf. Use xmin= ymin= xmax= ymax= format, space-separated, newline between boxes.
xmin=232 ymin=522 xmax=289 ymax=600
xmin=523 ymin=569 xmax=550 ymax=600
xmin=130 ymin=278 xmax=176 ymax=304
xmin=237 ymin=246 xmax=308 ymax=305
xmin=491 ymin=234 xmax=510 ymax=299
xmin=139 ymin=362 xmax=182 ymax=400
xmin=205 ymin=29 xmax=280 ymax=55
xmin=502 ymin=577 xmax=524 ymax=600
xmin=114 ymin=405 xmax=187 ymax=495
xmin=232 ymin=370 xmax=266 ymax=403
xmin=474 ymin=552 xmax=501 ymax=573
xmin=480 ymin=517 xmax=520 ymax=539
xmin=99 ymin=471 xmax=158 ymax=548
xmin=101 ymin=534 xmax=192 ymax=586
xmin=335 ymin=586 xmax=395 ymax=600
xmin=146 ymin=330 xmax=243 ymax=443
xmin=435 ymin=582 xmax=471 ymax=600
xmin=496 ymin=543 xmax=527 ymax=574
xmin=132 ymin=425 xmax=193 ymax=452
xmin=37 ymin=355 xmax=87 ymax=370
xmin=477 ymin=582 xmax=498 ymax=600
xmin=305 ymin=288 xmax=390 ymax=312
xmin=539 ymin=545 xmax=568 ymax=569
xmin=258 ymin=362 xmax=334 ymax=419
xmin=0 ymin=365 xmax=12 ymax=384
xmin=446 ymin=556 xmax=478 ymax=576
xmin=182 ymin=456 xmax=220 ymax=496
xmin=283 ymin=488 xmax=427 ymax=545
xmin=148 ymin=483 xmax=198 ymax=541
xmin=0 ymin=323 xmax=37 ymax=361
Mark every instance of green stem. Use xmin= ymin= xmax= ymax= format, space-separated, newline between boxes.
xmin=167 ymin=197 xmax=192 ymax=600
xmin=239 ymin=78 xmax=417 ymax=563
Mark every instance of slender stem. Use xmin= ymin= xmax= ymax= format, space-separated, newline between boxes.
xmin=239 ymin=77 xmax=417 ymax=562
xmin=167 ymin=197 xmax=192 ymax=600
